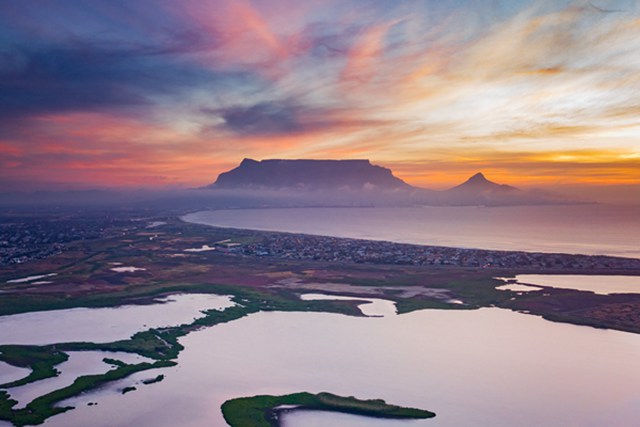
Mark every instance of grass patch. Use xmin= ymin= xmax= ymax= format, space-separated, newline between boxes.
xmin=141 ymin=374 xmax=164 ymax=385
xmin=0 ymin=346 xmax=68 ymax=388
xmin=121 ymin=386 xmax=136 ymax=394
xmin=0 ymin=360 xmax=175 ymax=426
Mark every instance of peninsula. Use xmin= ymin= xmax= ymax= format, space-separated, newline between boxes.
xmin=221 ymin=392 xmax=435 ymax=426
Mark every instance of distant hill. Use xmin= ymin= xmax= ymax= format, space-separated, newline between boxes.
xmin=448 ymin=172 xmax=518 ymax=194
xmin=439 ymin=172 xmax=522 ymax=205
xmin=208 ymin=158 xmax=411 ymax=190
xmin=205 ymin=159 xmax=575 ymax=206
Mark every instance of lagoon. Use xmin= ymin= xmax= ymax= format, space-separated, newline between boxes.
xmin=0 ymin=294 xmax=233 ymax=345
xmin=7 ymin=352 xmax=150 ymax=408
xmin=41 ymin=305 xmax=640 ymax=427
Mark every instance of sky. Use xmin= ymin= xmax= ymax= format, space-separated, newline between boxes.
xmin=1 ymin=0 xmax=639 ymax=197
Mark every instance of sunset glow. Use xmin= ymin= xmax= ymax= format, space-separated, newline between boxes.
xmin=1 ymin=0 xmax=639 ymax=195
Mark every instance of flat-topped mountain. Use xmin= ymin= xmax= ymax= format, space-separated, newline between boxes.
xmin=209 ymin=158 xmax=411 ymax=190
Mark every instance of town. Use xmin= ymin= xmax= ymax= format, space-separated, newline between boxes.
xmin=235 ymin=231 xmax=640 ymax=270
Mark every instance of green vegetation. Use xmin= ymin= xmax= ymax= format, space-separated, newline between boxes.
xmin=0 ymin=360 xmax=175 ymax=426
xmin=121 ymin=386 xmax=136 ymax=394
xmin=0 ymin=288 xmax=369 ymax=426
xmin=221 ymin=392 xmax=435 ymax=427
xmin=103 ymin=358 xmax=127 ymax=368
xmin=141 ymin=374 xmax=164 ymax=385
xmin=1 ymin=217 xmax=637 ymax=426
xmin=0 ymin=346 xmax=68 ymax=388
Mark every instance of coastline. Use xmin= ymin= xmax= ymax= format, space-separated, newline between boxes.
xmin=181 ymin=205 xmax=640 ymax=259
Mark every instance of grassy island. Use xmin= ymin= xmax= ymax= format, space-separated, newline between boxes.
xmin=221 ymin=392 xmax=435 ymax=427
xmin=0 ymin=360 xmax=175 ymax=426
xmin=0 ymin=346 xmax=68 ymax=389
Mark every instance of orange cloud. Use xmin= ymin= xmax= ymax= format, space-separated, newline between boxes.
xmin=341 ymin=20 xmax=399 ymax=84
xmin=3 ymin=1 xmax=640 ymax=194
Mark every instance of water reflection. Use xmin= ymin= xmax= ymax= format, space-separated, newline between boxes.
xmin=46 ymin=308 xmax=640 ymax=427
xmin=0 ymin=362 xmax=30 ymax=386
xmin=299 ymin=293 xmax=397 ymax=317
xmin=0 ymin=294 xmax=234 ymax=345
xmin=7 ymin=352 xmax=150 ymax=408
xmin=282 ymin=410 xmax=430 ymax=426
xmin=183 ymin=205 xmax=640 ymax=257
xmin=504 ymin=275 xmax=640 ymax=295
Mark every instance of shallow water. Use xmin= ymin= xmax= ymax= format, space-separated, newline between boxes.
xmin=183 ymin=205 xmax=640 ymax=257
xmin=0 ymin=294 xmax=233 ymax=345
xmin=6 ymin=352 xmax=150 ymax=408
xmin=282 ymin=410 xmax=430 ymax=426
xmin=299 ymin=293 xmax=397 ymax=317
xmin=0 ymin=362 xmax=30 ymax=386
xmin=6 ymin=273 xmax=56 ymax=284
xmin=110 ymin=266 xmax=146 ymax=273
xmin=44 ymin=307 xmax=640 ymax=427
xmin=509 ymin=274 xmax=640 ymax=295
xmin=184 ymin=245 xmax=216 ymax=252
xmin=495 ymin=283 xmax=543 ymax=292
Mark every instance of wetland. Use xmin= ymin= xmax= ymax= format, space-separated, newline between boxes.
xmin=0 ymin=210 xmax=639 ymax=426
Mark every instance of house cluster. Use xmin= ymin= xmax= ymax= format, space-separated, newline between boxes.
xmin=235 ymin=233 xmax=640 ymax=270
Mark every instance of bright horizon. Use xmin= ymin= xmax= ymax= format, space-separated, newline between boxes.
xmin=1 ymin=1 xmax=639 ymax=202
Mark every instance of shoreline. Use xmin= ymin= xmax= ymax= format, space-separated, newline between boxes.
xmin=1 ymin=214 xmax=639 ymax=426
xmin=181 ymin=205 xmax=640 ymax=259
xmin=181 ymin=214 xmax=640 ymax=270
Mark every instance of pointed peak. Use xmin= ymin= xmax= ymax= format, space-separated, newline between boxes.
xmin=462 ymin=172 xmax=492 ymax=186
xmin=468 ymin=172 xmax=488 ymax=182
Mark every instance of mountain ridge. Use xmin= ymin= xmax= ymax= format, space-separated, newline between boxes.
xmin=206 ymin=158 xmax=573 ymax=206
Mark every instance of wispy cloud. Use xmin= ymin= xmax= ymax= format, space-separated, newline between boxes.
xmin=1 ymin=0 xmax=639 ymax=190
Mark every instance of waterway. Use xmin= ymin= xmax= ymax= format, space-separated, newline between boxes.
xmin=0 ymin=294 xmax=233 ymax=345
xmin=39 ymin=306 xmax=640 ymax=427
xmin=7 ymin=352 xmax=150 ymax=408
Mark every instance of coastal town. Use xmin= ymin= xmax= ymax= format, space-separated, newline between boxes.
xmin=233 ymin=231 xmax=640 ymax=271
xmin=2 ymin=210 xmax=640 ymax=272
xmin=0 ymin=212 xmax=144 ymax=265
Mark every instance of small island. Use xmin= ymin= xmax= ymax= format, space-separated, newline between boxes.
xmin=221 ymin=392 xmax=435 ymax=427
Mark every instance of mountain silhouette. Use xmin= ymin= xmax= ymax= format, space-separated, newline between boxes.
xmin=206 ymin=159 xmax=573 ymax=206
xmin=208 ymin=158 xmax=411 ymax=190
xmin=448 ymin=172 xmax=518 ymax=193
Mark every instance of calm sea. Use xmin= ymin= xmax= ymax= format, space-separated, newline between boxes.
xmin=183 ymin=204 xmax=640 ymax=258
